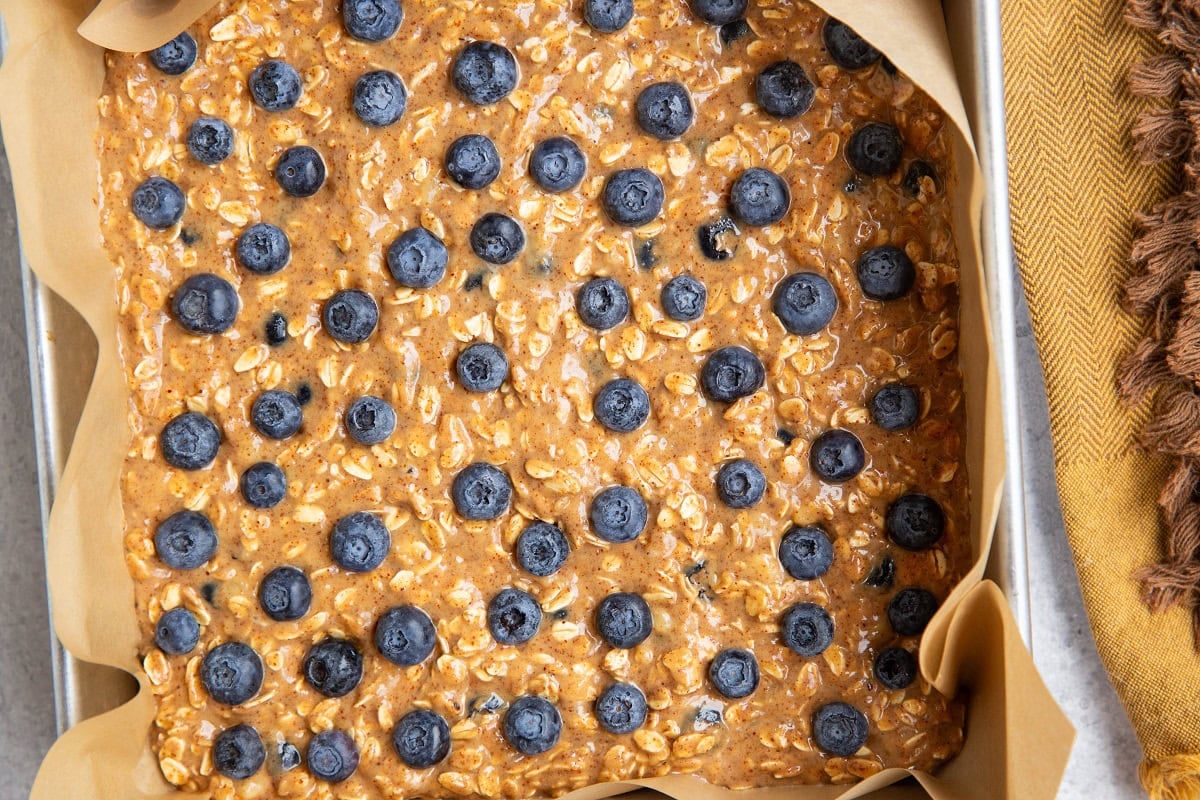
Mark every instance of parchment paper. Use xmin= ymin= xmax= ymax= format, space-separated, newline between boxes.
xmin=0 ymin=0 xmax=1074 ymax=798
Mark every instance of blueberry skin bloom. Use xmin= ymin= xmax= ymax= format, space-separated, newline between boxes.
xmin=343 ymin=0 xmax=404 ymax=42
xmin=201 ymin=641 xmax=264 ymax=705
xmin=661 ymin=275 xmax=707 ymax=321
xmin=715 ymin=459 xmax=766 ymax=508
xmin=887 ymin=493 xmax=946 ymax=551
xmin=148 ymin=33 xmax=197 ymax=75
xmin=375 ymin=605 xmax=437 ymax=666
xmin=756 ymin=60 xmax=815 ymax=118
xmin=446 ymin=134 xmax=502 ymax=190
xmin=488 ymin=588 xmax=543 ymax=645
xmin=456 ymin=342 xmax=509 ymax=392
xmin=155 ymin=510 xmax=218 ymax=569
xmin=251 ymin=390 xmax=303 ymax=440
xmin=345 ymin=396 xmax=396 ymax=445
xmin=772 ymin=272 xmax=837 ymax=336
xmin=307 ymin=730 xmax=359 ymax=782
xmin=303 ymin=638 xmax=364 ymax=698
xmin=240 ymin=462 xmax=287 ymax=509
xmin=595 ymin=592 xmax=653 ymax=649
xmin=213 ymin=724 xmax=266 ymax=780
xmin=470 ymin=213 xmax=526 ymax=265
xmin=154 ymin=607 xmax=201 ymax=655
xmin=809 ymin=429 xmax=866 ymax=483
xmin=236 ymin=223 xmax=290 ymax=275
xmin=324 ymin=289 xmax=379 ymax=344
xmin=635 ymin=82 xmax=695 ymax=141
xmin=275 ymin=146 xmax=326 ymax=197
xmin=453 ymin=41 xmax=519 ymax=105
xmin=603 ymin=169 xmax=665 ymax=227
xmin=701 ymin=346 xmax=765 ymax=403
xmin=393 ymin=709 xmax=452 ymax=768
xmin=452 ymin=463 xmax=513 ymax=520
xmin=353 ymin=70 xmax=408 ymax=127
xmin=330 ymin=512 xmax=391 ymax=572
xmin=690 ymin=0 xmax=747 ymax=25
xmin=780 ymin=602 xmax=835 ymax=657
xmin=708 ymin=648 xmax=759 ymax=698
xmin=857 ymin=245 xmax=916 ymax=301
xmin=258 ymin=565 xmax=312 ymax=621
xmin=589 ymin=486 xmax=648 ymax=543
xmin=160 ymin=411 xmax=220 ymax=470
xmin=778 ymin=525 xmax=834 ymax=580
xmin=730 ymin=168 xmax=791 ymax=227
xmin=388 ymin=227 xmax=449 ymax=288
xmin=577 ymin=277 xmax=630 ymax=331
xmin=584 ymin=0 xmax=634 ymax=32
xmin=870 ymin=383 xmax=920 ymax=431
xmin=172 ymin=274 xmax=239 ymax=335
xmin=249 ymin=59 xmax=302 ymax=112
xmin=503 ymin=696 xmax=563 ymax=755
xmin=530 ymin=137 xmax=587 ymax=193
xmin=595 ymin=682 xmax=648 ymax=734
xmin=515 ymin=522 xmax=570 ymax=577
xmin=594 ymin=378 xmax=651 ymax=433
xmin=187 ymin=117 xmax=235 ymax=165
xmin=812 ymin=702 xmax=869 ymax=757
xmin=847 ymin=122 xmax=904 ymax=176
xmin=133 ymin=176 xmax=185 ymax=230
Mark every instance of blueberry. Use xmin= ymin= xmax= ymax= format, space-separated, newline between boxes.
xmin=296 ymin=383 xmax=313 ymax=404
xmin=715 ymin=459 xmax=766 ymax=508
xmin=503 ymin=696 xmax=562 ymax=755
xmin=251 ymin=390 xmax=303 ymax=440
xmin=453 ymin=41 xmax=519 ymax=105
xmin=258 ymin=565 xmax=311 ymax=621
xmin=662 ymin=275 xmax=707 ymax=321
xmin=810 ymin=429 xmax=866 ymax=483
xmin=201 ymin=642 xmax=264 ymax=705
xmin=823 ymin=18 xmax=882 ymax=70
xmin=729 ymin=168 xmax=790 ymax=227
xmin=700 ymin=346 xmax=765 ymax=403
xmin=345 ymin=396 xmax=396 ymax=445
xmin=387 ymin=227 xmax=448 ymax=288
xmin=903 ymin=160 xmax=939 ymax=196
xmin=576 ymin=277 xmax=630 ymax=331
xmin=323 ymin=289 xmax=378 ymax=343
xmin=469 ymin=213 xmax=525 ymax=265
xmin=154 ymin=511 xmax=217 ymax=570
xmin=451 ymin=463 xmax=512 ymax=520
xmin=213 ymin=724 xmax=266 ymax=779
xmin=772 ymin=272 xmax=837 ymax=336
xmin=530 ymin=137 xmax=587 ymax=193
xmin=392 ymin=709 xmax=451 ymax=768
xmin=446 ymin=134 xmax=502 ymax=190
xmin=875 ymin=647 xmax=918 ymax=690
xmin=595 ymin=682 xmax=647 ymax=734
xmin=777 ymin=428 xmax=796 ymax=446
xmin=469 ymin=693 xmax=506 ymax=716
xmin=595 ymin=592 xmax=653 ymax=649
xmin=249 ymin=60 xmax=302 ymax=112
xmin=303 ymin=638 xmax=364 ymax=698
xmin=755 ymin=61 xmax=815 ymax=118
xmin=148 ymin=33 xmax=197 ymax=75
xmin=603 ymin=169 xmax=664 ymax=227
xmin=240 ymin=462 xmax=287 ymax=509
xmin=456 ymin=342 xmax=509 ymax=392
xmin=719 ymin=19 xmax=751 ymax=45
xmin=778 ymin=525 xmax=834 ymax=580
xmin=161 ymin=412 xmax=220 ymax=470
xmin=464 ymin=272 xmax=485 ymax=291
xmin=589 ymin=486 xmax=648 ymax=543
xmin=275 ymin=146 xmax=326 ymax=197
xmin=515 ymin=522 xmax=569 ymax=577
xmin=690 ymin=0 xmax=747 ymax=25
xmin=887 ymin=494 xmax=945 ymax=551
xmin=277 ymin=742 xmax=302 ymax=772
xmin=780 ymin=602 xmax=834 ymax=657
xmin=330 ymin=512 xmax=391 ymax=572
xmin=265 ymin=313 xmax=288 ymax=346
xmin=594 ymin=378 xmax=650 ymax=434
xmin=637 ymin=239 xmax=658 ymax=270
xmin=888 ymin=588 xmax=939 ymax=636
xmin=871 ymin=383 xmax=919 ymax=431
xmin=154 ymin=607 xmax=201 ymax=655
xmin=847 ymin=122 xmax=904 ymax=176
xmin=697 ymin=217 xmax=739 ymax=261
xmin=488 ymin=588 xmax=543 ymax=645
xmin=812 ymin=702 xmax=869 ymax=757
xmin=236 ymin=223 xmax=291 ymax=275
xmin=353 ymin=70 xmax=408 ymax=127
xmin=857 ymin=245 xmax=915 ymax=301
xmin=864 ymin=555 xmax=896 ymax=589
xmin=307 ymin=730 xmax=359 ymax=782
xmin=187 ymin=117 xmax=234 ymax=165
xmin=375 ymin=605 xmax=437 ymax=666
xmin=635 ymin=82 xmax=695 ymax=141
xmin=343 ymin=0 xmax=403 ymax=42
xmin=201 ymin=582 xmax=219 ymax=605
xmin=584 ymin=0 xmax=633 ymax=32
xmin=132 ymin=177 xmax=185 ymax=230
xmin=708 ymin=648 xmax=759 ymax=698
xmin=172 ymin=274 xmax=238 ymax=335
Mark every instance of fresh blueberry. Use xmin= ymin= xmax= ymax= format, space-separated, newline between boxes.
xmin=603 ymin=169 xmax=664 ymax=227
xmin=780 ymin=602 xmax=834 ymax=657
xmin=353 ymin=70 xmax=408 ymax=126
xmin=275 ymin=146 xmax=326 ymax=197
xmin=180 ymin=229 xmax=200 ymax=246
xmin=240 ymin=462 xmax=287 ymax=509
xmin=711 ymin=458 xmax=764 ymax=508
xmin=589 ymin=486 xmax=648 ymax=543
xmin=847 ymin=122 xmax=904 ymax=176
xmin=595 ymin=592 xmax=652 ymax=649
xmin=466 ymin=273 xmax=485 ymax=291
xmin=392 ymin=709 xmax=451 ymax=768
xmin=730 ymin=168 xmax=790 ymax=227
xmin=720 ymin=19 xmax=751 ymax=45
xmin=172 ymin=274 xmax=238 ymax=335
xmin=387 ymin=227 xmax=448 ymax=288
xmin=201 ymin=642 xmax=264 ymax=705
xmin=155 ymin=510 xmax=217 ymax=570
xmin=864 ymin=555 xmax=896 ymax=589
xmin=469 ymin=213 xmax=525 ymax=264
xmin=772 ymin=272 xmax=837 ymax=335
xmin=451 ymin=463 xmax=512 ymax=520
xmin=778 ymin=525 xmax=834 ymax=580
xmin=701 ymin=346 xmax=765 ymax=403
xmin=213 ymin=724 xmax=266 ymax=780
xmin=888 ymin=588 xmax=939 ymax=636
xmin=453 ymin=41 xmax=519 ymax=105
xmin=148 ymin=33 xmax=197 ymax=75
xmin=251 ymin=390 xmax=303 ymax=440
xmin=154 ymin=607 xmax=201 ymax=655
xmin=161 ymin=412 xmax=220 ymax=470
xmin=375 ymin=605 xmax=436 ymax=666
xmin=637 ymin=239 xmax=658 ymax=270
xmin=810 ymin=429 xmax=866 ymax=482
xmin=343 ymin=0 xmax=403 ymax=42
xmin=690 ymin=0 xmax=747 ymax=25
xmin=662 ymin=275 xmax=707 ymax=321
xmin=330 ymin=512 xmax=391 ymax=572
xmin=515 ymin=522 xmax=570 ymax=578
xmin=887 ymin=494 xmax=945 ymax=551
xmin=503 ymin=696 xmax=562 ymax=755
xmin=265 ymin=313 xmax=288 ymax=346
xmin=345 ymin=396 xmax=396 ymax=445
xmin=277 ymin=741 xmax=302 ymax=772
xmin=708 ymin=648 xmax=759 ymax=699
xmin=446 ymin=134 xmax=502 ymax=190
xmin=697 ymin=217 xmax=739 ymax=261
xmin=530 ymin=137 xmax=587 ymax=193
xmin=595 ymin=682 xmax=647 ymax=734
xmin=857 ymin=245 xmax=915 ymax=301
xmin=456 ymin=342 xmax=509 ymax=392
xmin=323 ymin=289 xmax=378 ymax=343
xmin=236 ymin=223 xmax=290 ymax=275
xmin=777 ymin=428 xmax=796 ymax=446
xmin=258 ymin=565 xmax=311 ymax=621
xmin=903 ymin=160 xmax=939 ymax=196
xmin=871 ymin=383 xmax=919 ymax=430
xmin=307 ymin=730 xmax=358 ymax=782
xmin=249 ymin=60 xmax=302 ymax=112
xmin=875 ymin=647 xmax=918 ymax=690
xmin=132 ymin=177 xmax=185 ymax=229
xmin=593 ymin=378 xmax=650 ymax=434
xmin=755 ymin=60 xmax=815 ymax=118
xmin=577 ymin=277 xmax=630 ymax=331
xmin=584 ymin=0 xmax=633 ymax=32
xmin=812 ymin=702 xmax=869 ymax=757
xmin=635 ymin=82 xmax=695 ymax=141
xmin=303 ymin=638 xmax=363 ymax=698
xmin=201 ymin=582 xmax=219 ymax=605
xmin=187 ymin=117 xmax=234 ymax=165
xmin=488 ymin=588 xmax=543 ymax=645
xmin=823 ymin=18 xmax=882 ymax=70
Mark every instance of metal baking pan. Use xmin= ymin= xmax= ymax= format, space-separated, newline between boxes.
xmin=23 ymin=0 xmax=1029 ymax=736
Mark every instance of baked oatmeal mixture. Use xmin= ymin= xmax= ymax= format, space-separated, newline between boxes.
xmin=97 ymin=0 xmax=970 ymax=796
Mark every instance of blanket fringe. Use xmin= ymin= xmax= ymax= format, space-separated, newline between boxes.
xmin=1141 ymin=755 xmax=1200 ymax=800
